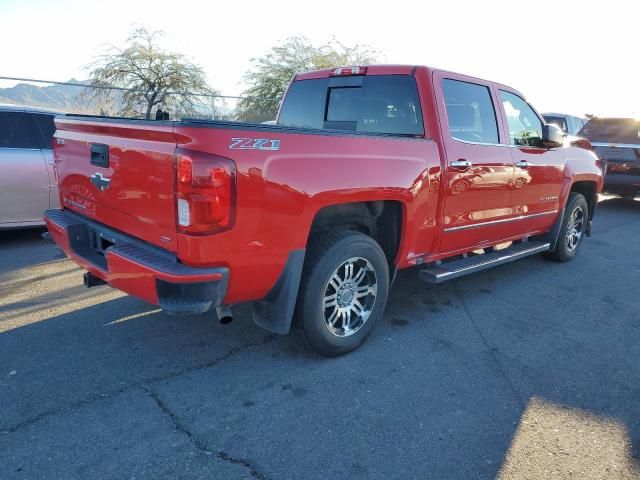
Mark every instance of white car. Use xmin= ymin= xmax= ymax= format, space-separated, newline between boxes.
xmin=0 ymin=104 xmax=60 ymax=229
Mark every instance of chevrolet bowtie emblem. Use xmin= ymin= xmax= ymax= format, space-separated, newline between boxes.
xmin=91 ymin=172 xmax=111 ymax=191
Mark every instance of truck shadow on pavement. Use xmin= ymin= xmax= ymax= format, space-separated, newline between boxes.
xmin=1 ymin=198 xmax=639 ymax=479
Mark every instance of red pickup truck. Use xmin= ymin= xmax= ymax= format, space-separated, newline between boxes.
xmin=45 ymin=65 xmax=603 ymax=356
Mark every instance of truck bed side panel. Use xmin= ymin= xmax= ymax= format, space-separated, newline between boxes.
xmin=173 ymin=125 xmax=441 ymax=303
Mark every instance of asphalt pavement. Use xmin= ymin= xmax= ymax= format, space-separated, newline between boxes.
xmin=1 ymin=197 xmax=639 ymax=479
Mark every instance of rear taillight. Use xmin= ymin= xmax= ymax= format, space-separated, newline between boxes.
xmin=175 ymin=148 xmax=236 ymax=235
xmin=570 ymin=137 xmax=593 ymax=151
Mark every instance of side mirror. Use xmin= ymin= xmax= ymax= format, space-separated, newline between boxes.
xmin=542 ymin=123 xmax=565 ymax=148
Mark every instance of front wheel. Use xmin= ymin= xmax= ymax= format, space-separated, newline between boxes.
xmin=294 ymin=230 xmax=389 ymax=356
xmin=542 ymin=192 xmax=588 ymax=262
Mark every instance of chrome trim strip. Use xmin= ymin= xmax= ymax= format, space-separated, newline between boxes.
xmin=0 ymin=147 xmax=43 ymax=151
xmin=444 ymin=210 xmax=558 ymax=233
xmin=451 ymin=137 xmax=508 ymax=148
xmin=591 ymin=142 xmax=640 ymax=149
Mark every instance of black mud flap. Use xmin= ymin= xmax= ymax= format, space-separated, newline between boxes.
xmin=252 ymin=249 xmax=306 ymax=335
xmin=536 ymin=208 xmax=565 ymax=251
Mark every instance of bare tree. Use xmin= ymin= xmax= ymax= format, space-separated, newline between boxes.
xmin=83 ymin=27 xmax=217 ymax=119
xmin=237 ymin=36 xmax=380 ymax=122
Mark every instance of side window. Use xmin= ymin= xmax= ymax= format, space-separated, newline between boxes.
xmin=0 ymin=111 xmax=39 ymax=149
xmin=30 ymin=113 xmax=56 ymax=149
xmin=442 ymin=79 xmax=499 ymax=144
xmin=499 ymin=91 xmax=543 ymax=147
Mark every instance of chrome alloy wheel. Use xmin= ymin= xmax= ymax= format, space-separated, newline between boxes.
xmin=565 ymin=206 xmax=585 ymax=251
xmin=323 ymin=257 xmax=377 ymax=337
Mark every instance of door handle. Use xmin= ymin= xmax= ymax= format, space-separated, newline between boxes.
xmin=516 ymin=160 xmax=530 ymax=168
xmin=450 ymin=159 xmax=472 ymax=168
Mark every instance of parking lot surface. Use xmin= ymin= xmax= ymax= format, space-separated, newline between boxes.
xmin=1 ymin=197 xmax=639 ymax=480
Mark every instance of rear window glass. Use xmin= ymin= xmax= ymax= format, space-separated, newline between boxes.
xmin=30 ymin=113 xmax=56 ymax=149
xmin=277 ymin=78 xmax=328 ymax=129
xmin=578 ymin=118 xmax=640 ymax=144
xmin=0 ymin=111 xmax=39 ymax=149
xmin=278 ymin=75 xmax=424 ymax=136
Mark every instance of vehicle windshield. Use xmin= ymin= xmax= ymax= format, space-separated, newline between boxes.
xmin=578 ymin=118 xmax=640 ymax=144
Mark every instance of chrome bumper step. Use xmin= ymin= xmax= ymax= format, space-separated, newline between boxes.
xmin=419 ymin=241 xmax=551 ymax=284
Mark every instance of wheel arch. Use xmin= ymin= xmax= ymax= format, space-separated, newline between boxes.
xmin=308 ymin=199 xmax=406 ymax=267
xmin=569 ymin=180 xmax=598 ymax=220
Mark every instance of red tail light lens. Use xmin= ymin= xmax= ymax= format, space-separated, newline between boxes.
xmin=175 ymin=148 xmax=236 ymax=235
xmin=570 ymin=137 xmax=593 ymax=151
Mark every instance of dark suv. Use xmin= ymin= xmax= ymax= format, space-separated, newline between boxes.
xmin=578 ymin=117 xmax=640 ymax=198
xmin=542 ymin=113 xmax=587 ymax=135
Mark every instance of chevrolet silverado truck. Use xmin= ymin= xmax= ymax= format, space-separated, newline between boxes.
xmin=45 ymin=65 xmax=603 ymax=356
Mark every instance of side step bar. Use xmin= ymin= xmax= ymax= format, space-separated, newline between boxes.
xmin=419 ymin=241 xmax=551 ymax=284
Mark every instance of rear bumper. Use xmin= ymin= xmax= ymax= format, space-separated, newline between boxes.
xmin=44 ymin=209 xmax=229 ymax=314
xmin=604 ymin=173 xmax=640 ymax=195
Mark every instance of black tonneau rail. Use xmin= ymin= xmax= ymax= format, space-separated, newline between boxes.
xmin=57 ymin=114 xmax=431 ymax=141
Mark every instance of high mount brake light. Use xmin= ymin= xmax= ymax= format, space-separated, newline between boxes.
xmin=175 ymin=149 xmax=236 ymax=235
xmin=330 ymin=66 xmax=367 ymax=76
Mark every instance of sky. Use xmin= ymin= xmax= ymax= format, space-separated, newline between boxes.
xmin=0 ymin=0 xmax=637 ymax=116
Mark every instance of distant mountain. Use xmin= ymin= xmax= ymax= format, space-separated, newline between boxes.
xmin=0 ymin=80 xmax=242 ymax=119
xmin=0 ymin=79 xmax=90 ymax=113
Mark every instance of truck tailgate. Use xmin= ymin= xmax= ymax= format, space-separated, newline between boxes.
xmin=54 ymin=118 xmax=178 ymax=251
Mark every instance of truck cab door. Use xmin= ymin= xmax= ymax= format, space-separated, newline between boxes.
xmin=497 ymin=90 xmax=564 ymax=236
xmin=434 ymin=73 xmax=515 ymax=254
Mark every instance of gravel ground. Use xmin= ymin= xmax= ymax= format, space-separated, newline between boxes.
xmin=1 ymin=197 xmax=639 ymax=479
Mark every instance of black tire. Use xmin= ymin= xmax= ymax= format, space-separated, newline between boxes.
xmin=542 ymin=192 xmax=589 ymax=262
xmin=294 ymin=230 xmax=389 ymax=357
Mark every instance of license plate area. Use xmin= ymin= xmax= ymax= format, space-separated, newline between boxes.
xmin=68 ymin=224 xmax=120 ymax=271
xmin=89 ymin=229 xmax=116 ymax=256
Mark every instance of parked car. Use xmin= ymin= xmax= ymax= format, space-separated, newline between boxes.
xmin=578 ymin=117 xmax=640 ymax=198
xmin=0 ymin=104 xmax=60 ymax=229
xmin=45 ymin=65 xmax=602 ymax=356
xmin=542 ymin=112 xmax=588 ymax=135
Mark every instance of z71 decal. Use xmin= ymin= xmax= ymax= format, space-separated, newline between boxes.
xmin=229 ymin=137 xmax=280 ymax=151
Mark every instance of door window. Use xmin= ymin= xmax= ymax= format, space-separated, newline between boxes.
xmin=442 ymin=79 xmax=500 ymax=144
xmin=0 ymin=112 xmax=39 ymax=149
xmin=500 ymin=91 xmax=543 ymax=147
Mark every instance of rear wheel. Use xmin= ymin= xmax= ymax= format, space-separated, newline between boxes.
xmin=294 ymin=230 xmax=389 ymax=356
xmin=542 ymin=192 xmax=588 ymax=262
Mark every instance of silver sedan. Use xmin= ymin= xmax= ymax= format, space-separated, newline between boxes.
xmin=0 ymin=104 xmax=60 ymax=229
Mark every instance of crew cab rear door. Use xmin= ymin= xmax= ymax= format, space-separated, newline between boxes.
xmin=496 ymin=89 xmax=564 ymax=235
xmin=433 ymin=71 xmax=515 ymax=254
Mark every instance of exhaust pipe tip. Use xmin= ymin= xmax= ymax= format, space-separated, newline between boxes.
xmin=216 ymin=305 xmax=233 ymax=325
